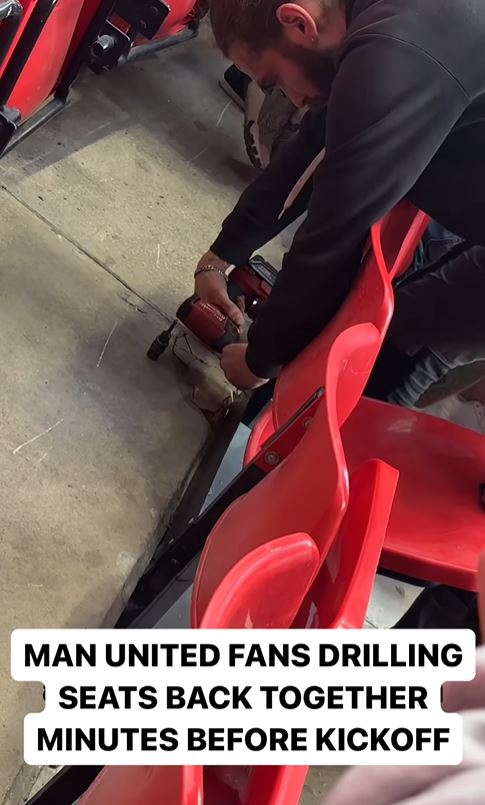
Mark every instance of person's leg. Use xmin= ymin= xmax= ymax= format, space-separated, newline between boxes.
xmin=241 ymin=379 xmax=276 ymax=426
xmin=433 ymin=368 xmax=485 ymax=434
xmin=410 ymin=220 xmax=463 ymax=274
xmin=461 ymin=373 xmax=485 ymax=402
xmin=417 ymin=361 xmax=485 ymax=407
xmin=368 ymin=244 xmax=485 ymax=408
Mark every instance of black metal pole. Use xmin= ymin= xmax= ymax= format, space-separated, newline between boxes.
xmin=123 ymin=25 xmax=197 ymax=62
xmin=54 ymin=0 xmax=118 ymax=99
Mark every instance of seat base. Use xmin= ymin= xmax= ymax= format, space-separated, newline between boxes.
xmin=342 ymin=398 xmax=485 ymax=591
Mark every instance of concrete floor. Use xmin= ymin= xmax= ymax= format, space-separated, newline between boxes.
xmin=0 ymin=25 xmax=253 ymax=805
xmin=0 ymin=37 xmax=260 ymax=318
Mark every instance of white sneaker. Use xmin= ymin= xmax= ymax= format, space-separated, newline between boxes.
xmin=422 ymin=396 xmax=485 ymax=435
xmin=421 ymin=394 xmax=468 ymax=423
xmin=450 ymin=400 xmax=485 ymax=435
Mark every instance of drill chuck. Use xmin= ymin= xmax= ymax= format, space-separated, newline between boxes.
xmin=147 ymin=322 xmax=176 ymax=361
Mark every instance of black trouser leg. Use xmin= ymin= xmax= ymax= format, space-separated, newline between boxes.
xmin=242 ymin=380 xmax=276 ymax=426
xmin=368 ymin=244 xmax=485 ymax=407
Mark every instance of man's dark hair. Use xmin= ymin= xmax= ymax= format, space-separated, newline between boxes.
xmin=209 ymin=0 xmax=346 ymax=56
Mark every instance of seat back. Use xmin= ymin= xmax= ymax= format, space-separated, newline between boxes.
xmin=192 ymin=322 xmax=382 ymax=628
xmin=294 ymin=459 xmax=399 ymax=629
xmin=379 ymin=201 xmax=430 ymax=281
xmin=79 ymin=765 xmax=203 ymax=805
xmin=199 ymin=533 xmax=319 ymax=629
xmin=200 ymin=535 xmax=317 ymax=805
xmin=273 ymin=203 xmax=429 ymax=430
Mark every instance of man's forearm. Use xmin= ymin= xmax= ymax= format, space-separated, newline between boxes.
xmin=211 ymin=107 xmax=327 ymax=266
xmin=245 ymin=226 xmax=365 ymax=378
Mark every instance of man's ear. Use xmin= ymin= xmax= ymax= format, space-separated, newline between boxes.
xmin=276 ymin=3 xmax=319 ymax=46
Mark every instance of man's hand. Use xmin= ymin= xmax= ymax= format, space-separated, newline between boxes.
xmin=195 ymin=251 xmax=244 ymax=329
xmin=221 ymin=344 xmax=267 ymax=390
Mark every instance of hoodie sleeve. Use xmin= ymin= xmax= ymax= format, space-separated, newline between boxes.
xmin=210 ymin=107 xmax=327 ymax=266
xmin=244 ymin=34 xmax=469 ymax=379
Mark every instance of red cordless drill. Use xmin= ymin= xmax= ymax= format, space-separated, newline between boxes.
xmin=146 ymin=255 xmax=278 ymax=360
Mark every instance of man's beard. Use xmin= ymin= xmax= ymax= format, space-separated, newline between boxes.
xmin=282 ymin=42 xmax=340 ymax=104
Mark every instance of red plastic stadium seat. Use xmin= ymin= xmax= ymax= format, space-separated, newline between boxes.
xmin=342 ymin=399 xmax=485 ymax=591
xmin=294 ymin=459 xmax=399 ymax=629
xmin=192 ymin=323 xmax=398 ymax=802
xmin=272 ymin=203 xmax=429 ymax=431
xmin=199 ymin=533 xmax=320 ymax=630
xmin=0 ymin=0 xmax=86 ymax=120
xmin=245 ymin=203 xmax=485 ymax=591
xmin=79 ymin=764 xmax=204 ymax=805
xmin=244 ymin=203 xmax=429 ymax=467
xmin=199 ymin=533 xmax=319 ymax=805
xmin=192 ymin=323 xmax=383 ymax=629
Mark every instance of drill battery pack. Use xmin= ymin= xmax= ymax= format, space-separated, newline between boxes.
xmin=228 ymin=255 xmax=278 ymax=319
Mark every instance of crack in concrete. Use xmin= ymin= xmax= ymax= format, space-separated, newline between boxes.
xmin=0 ymin=183 xmax=172 ymax=326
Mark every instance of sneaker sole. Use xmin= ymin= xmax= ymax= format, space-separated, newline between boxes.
xmin=244 ymin=120 xmax=264 ymax=170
